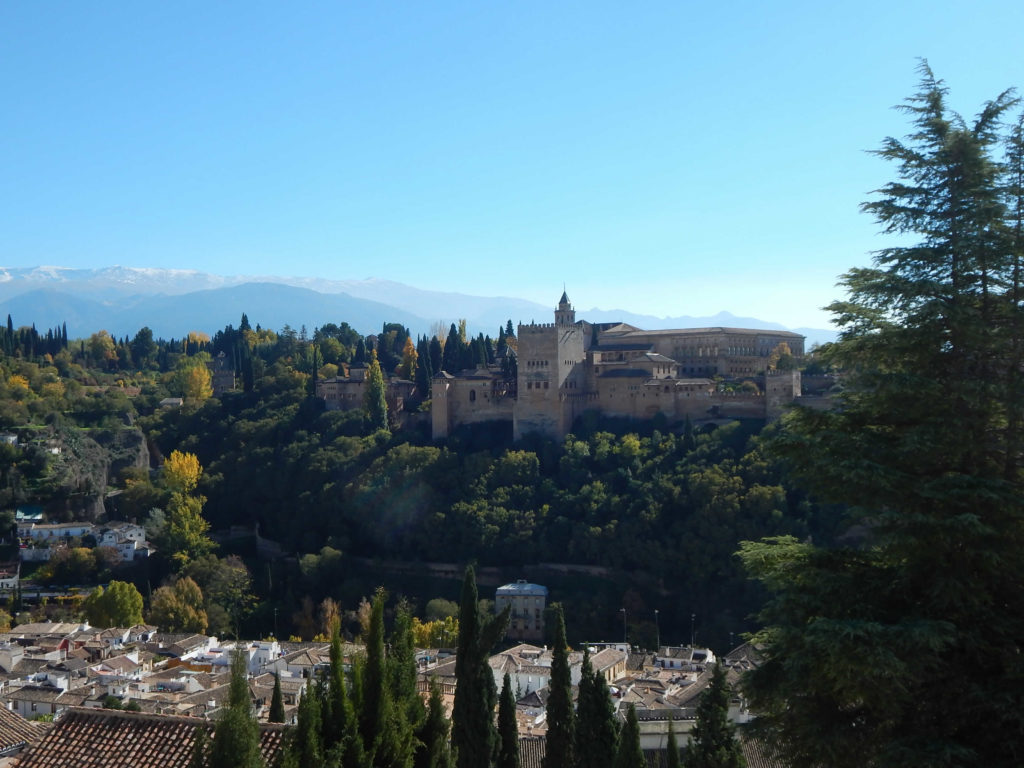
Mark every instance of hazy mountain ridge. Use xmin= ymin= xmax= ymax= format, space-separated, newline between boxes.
xmin=0 ymin=266 xmax=837 ymax=345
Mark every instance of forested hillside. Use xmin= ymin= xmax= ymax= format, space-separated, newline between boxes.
xmin=0 ymin=311 xmax=836 ymax=646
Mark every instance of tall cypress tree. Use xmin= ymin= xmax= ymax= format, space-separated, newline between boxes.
xmin=496 ymin=673 xmax=520 ymax=768
xmin=683 ymin=664 xmax=743 ymax=768
xmin=575 ymin=649 xmax=617 ymax=768
xmin=452 ymin=565 xmax=510 ymax=768
xmin=208 ymin=649 xmax=263 ymax=768
xmin=666 ymin=718 xmax=681 ymax=768
xmin=269 ymin=672 xmax=285 ymax=723
xmin=542 ymin=605 xmax=574 ymax=768
xmin=283 ymin=677 xmax=324 ymax=768
xmin=364 ymin=351 xmax=389 ymax=433
xmin=415 ymin=679 xmax=454 ymax=768
xmin=612 ymin=704 xmax=645 ymax=768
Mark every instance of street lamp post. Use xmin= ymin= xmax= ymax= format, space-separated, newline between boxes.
xmin=690 ymin=613 xmax=696 ymax=648
xmin=620 ymin=607 xmax=627 ymax=647
xmin=654 ymin=609 xmax=660 ymax=653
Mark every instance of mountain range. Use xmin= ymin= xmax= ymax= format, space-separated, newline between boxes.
xmin=0 ymin=266 xmax=837 ymax=347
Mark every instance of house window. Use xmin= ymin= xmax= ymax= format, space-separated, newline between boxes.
xmin=469 ymin=390 xmax=476 ymax=402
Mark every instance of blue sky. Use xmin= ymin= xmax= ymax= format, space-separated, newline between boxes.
xmin=3 ymin=1 xmax=1023 ymax=329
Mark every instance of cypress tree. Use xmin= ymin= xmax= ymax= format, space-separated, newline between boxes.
xmin=683 ymin=663 xmax=743 ymax=768
xmin=364 ymin=351 xmax=389 ymax=433
xmin=452 ymin=565 xmax=511 ymax=768
xmin=415 ymin=336 xmax=433 ymax=398
xmin=575 ymin=649 xmax=617 ymax=768
xmin=612 ymin=704 xmax=645 ymax=768
xmin=415 ymin=679 xmax=454 ymax=768
xmin=496 ymin=673 xmax=520 ymax=768
xmin=666 ymin=718 xmax=681 ymax=768
xmin=208 ymin=649 xmax=263 ymax=768
xmin=269 ymin=673 xmax=285 ymax=723
xmin=428 ymin=336 xmax=442 ymax=375
xmin=283 ymin=677 xmax=324 ymax=768
xmin=189 ymin=726 xmax=211 ymax=768
xmin=542 ymin=605 xmax=574 ymax=768
xmin=441 ymin=324 xmax=462 ymax=374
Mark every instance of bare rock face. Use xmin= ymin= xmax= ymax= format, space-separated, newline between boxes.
xmin=41 ymin=427 xmax=150 ymax=522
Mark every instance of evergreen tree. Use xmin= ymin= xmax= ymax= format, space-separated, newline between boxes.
xmin=452 ymin=565 xmax=511 ymax=768
xmin=269 ymin=673 xmax=285 ymax=724
xmin=666 ymin=718 xmax=681 ymax=768
xmin=415 ymin=336 xmax=433 ymax=398
xmin=575 ymin=649 xmax=617 ymax=768
xmin=323 ymin=627 xmax=365 ymax=768
xmin=208 ymin=649 xmax=263 ymax=768
xmin=496 ymin=674 xmax=520 ymax=768
xmin=364 ymin=351 xmax=389 ymax=433
xmin=542 ymin=605 xmax=574 ymax=768
xmin=428 ymin=336 xmax=443 ymax=375
xmin=740 ymin=65 xmax=1024 ymax=768
xmin=683 ymin=664 xmax=743 ymax=768
xmin=415 ymin=679 xmax=454 ymax=768
xmin=283 ymin=677 xmax=324 ymax=768
xmin=441 ymin=324 xmax=462 ymax=374
xmin=189 ymin=726 xmax=211 ymax=768
xmin=353 ymin=339 xmax=367 ymax=366
xmin=612 ymin=704 xmax=645 ymax=768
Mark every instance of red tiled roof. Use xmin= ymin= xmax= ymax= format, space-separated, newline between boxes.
xmin=0 ymin=706 xmax=47 ymax=755
xmin=15 ymin=707 xmax=286 ymax=768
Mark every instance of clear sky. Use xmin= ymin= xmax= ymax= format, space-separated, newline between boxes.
xmin=3 ymin=1 xmax=1024 ymax=329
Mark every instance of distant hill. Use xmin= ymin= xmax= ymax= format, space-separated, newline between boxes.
xmin=0 ymin=266 xmax=837 ymax=345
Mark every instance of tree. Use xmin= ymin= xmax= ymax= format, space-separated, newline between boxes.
xmin=496 ymin=674 xmax=520 ymax=768
xmin=282 ymin=677 xmax=323 ymax=768
xmin=364 ymin=350 xmax=389 ymax=433
xmin=83 ymin=580 xmax=144 ymax=627
xmin=415 ymin=679 xmax=454 ymax=768
xmin=683 ymin=663 xmax=744 ymax=768
xmin=666 ymin=718 xmax=681 ymax=768
xmin=149 ymin=576 xmax=209 ymax=633
xmin=452 ymin=565 xmax=510 ymax=768
xmin=397 ymin=336 xmax=418 ymax=380
xmin=612 ymin=704 xmax=645 ymax=768
xmin=740 ymin=66 xmax=1024 ymax=768
xmin=165 ymin=492 xmax=216 ymax=567
xmin=208 ymin=648 xmax=264 ymax=768
xmin=269 ymin=673 xmax=285 ymax=724
xmin=542 ymin=605 xmax=574 ymax=768
xmin=575 ymin=649 xmax=617 ymax=768
xmin=163 ymin=450 xmax=203 ymax=494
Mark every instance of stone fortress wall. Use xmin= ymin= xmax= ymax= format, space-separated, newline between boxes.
xmin=432 ymin=291 xmax=804 ymax=441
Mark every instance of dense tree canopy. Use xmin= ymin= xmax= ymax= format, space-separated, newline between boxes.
xmin=742 ymin=65 xmax=1024 ymax=768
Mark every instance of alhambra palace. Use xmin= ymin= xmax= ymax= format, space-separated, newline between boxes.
xmin=317 ymin=291 xmax=809 ymax=440
xmin=433 ymin=291 xmax=807 ymax=440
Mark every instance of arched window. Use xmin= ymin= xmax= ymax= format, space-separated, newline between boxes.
xmin=469 ymin=390 xmax=476 ymax=402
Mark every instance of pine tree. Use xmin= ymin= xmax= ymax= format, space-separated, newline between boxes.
xmin=683 ymin=664 xmax=743 ymax=768
xmin=415 ymin=336 xmax=433 ymax=399
xmin=542 ymin=605 xmax=574 ymax=768
xmin=496 ymin=674 xmax=520 ymax=768
xmin=612 ymin=704 xmax=645 ymax=768
xmin=364 ymin=350 xmax=389 ymax=433
xmin=208 ymin=649 xmax=264 ymax=768
xmin=269 ymin=673 xmax=285 ymax=724
xmin=740 ymin=65 xmax=1024 ymax=768
xmin=452 ymin=565 xmax=511 ymax=768
xmin=575 ymin=649 xmax=617 ymax=768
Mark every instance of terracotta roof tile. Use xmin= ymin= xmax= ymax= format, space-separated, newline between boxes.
xmin=16 ymin=708 xmax=286 ymax=768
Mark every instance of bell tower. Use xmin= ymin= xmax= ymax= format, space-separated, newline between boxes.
xmin=555 ymin=290 xmax=575 ymax=326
